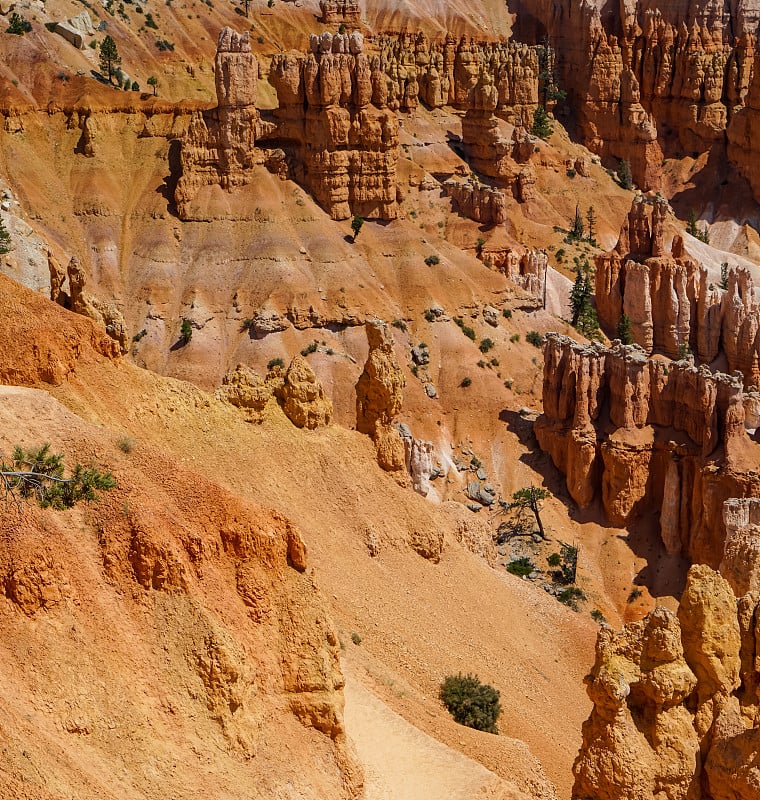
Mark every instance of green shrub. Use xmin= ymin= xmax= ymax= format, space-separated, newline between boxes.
xmin=502 ymin=309 xmax=512 ymax=319
xmin=627 ymin=587 xmax=643 ymax=603
xmin=6 ymin=13 xmax=32 ymax=34
xmin=300 ymin=341 xmax=318 ymax=356
xmin=391 ymin=318 xmax=407 ymax=331
xmin=526 ymin=330 xmax=544 ymax=348
xmin=510 ymin=333 xmax=520 ymax=343
xmin=547 ymin=552 xmax=561 ymax=568
xmin=425 ymin=254 xmax=440 ymax=266
xmin=439 ymin=673 xmax=501 ymax=733
xmin=179 ymin=319 xmax=192 ymax=345
xmin=116 ymin=436 xmax=135 ymax=454
xmin=557 ymin=586 xmax=585 ymax=610
xmin=591 ymin=609 xmax=607 ymax=624
xmin=506 ymin=557 xmax=534 ymax=577
xmin=479 ymin=338 xmax=494 ymax=353
xmin=267 ymin=357 xmax=284 ymax=370
xmin=350 ymin=631 xmax=362 ymax=645
xmin=132 ymin=329 xmax=147 ymax=342
xmin=460 ymin=376 xmax=472 ymax=388
xmin=145 ymin=12 xmax=158 ymax=27
xmin=424 ymin=309 xmax=436 ymax=322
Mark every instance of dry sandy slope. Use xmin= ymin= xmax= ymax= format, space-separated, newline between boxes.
xmin=343 ymin=668 xmax=530 ymax=800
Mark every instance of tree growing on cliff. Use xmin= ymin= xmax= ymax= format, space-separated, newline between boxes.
xmin=147 ymin=75 xmax=159 ymax=96
xmin=616 ymin=313 xmax=633 ymax=345
xmin=99 ymin=35 xmax=121 ymax=84
xmin=508 ymin=485 xmax=551 ymax=540
xmin=531 ymin=105 xmax=553 ymax=140
xmin=1 ymin=444 xmax=115 ymax=510
xmin=570 ymin=204 xmax=584 ymax=241
xmin=617 ymin=159 xmax=633 ymax=190
xmin=720 ymin=262 xmax=729 ymax=290
xmin=351 ymin=215 xmax=364 ymax=241
xmin=570 ymin=257 xmax=601 ymax=340
xmin=687 ymin=208 xmax=710 ymax=243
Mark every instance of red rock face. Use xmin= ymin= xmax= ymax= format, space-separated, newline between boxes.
xmin=442 ymin=178 xmax=507 ymax=225
xmin=596 ymin=198 xmax=760 ymax=388
xmin=510 ymin=0 xmax=760 ymax=189
xmin=535 ymin=333 xmax=760 ymax=563
xmin=318 ymin=0 xmax=361 ymax=27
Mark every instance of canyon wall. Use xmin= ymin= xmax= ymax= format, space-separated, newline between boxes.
xmin=535 ymin=333 xmax=760 ymax=565
xmin=177 ymin=28 xmax=399 ymax=221
xmin=509 ymin=0 xmax=760 ymax=189
xmin=573 ymin=564 xmax=760 ymax=800
xmin=595 ymin=197 xmax=760 ymax=388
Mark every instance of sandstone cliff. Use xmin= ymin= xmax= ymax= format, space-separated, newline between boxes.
xmin=573 ymin=564 xmax=760 ymax=800
xmin=595 ymin=197 xmax=760 ymax=388
xmin=535 ymin=333 xmax=760 ymax=565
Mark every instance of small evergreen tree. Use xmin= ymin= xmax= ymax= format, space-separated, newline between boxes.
xmin=508 ymin=485 xmax=551 ymax=540
xmin=531 ymin=105 xmax=553 ymax=139
xmin=720 ymin=262 xmax=729 ymax=290
xmin=351 ymin=215 xmax=364 ymax=241
xmin=99 ymin=35 xmax=121 ymax=83
xmin=616 ymin=313 xmax=633 ymax=344
xmin=147 ymin=75 xmax=159 ymax=95
xmin=179 ymin=319 xmax=192 ymax=345
xmin=686 ymin=208 xmax=699 ymax=237
xmin=586 ymin=206 xmax=596 ymax=245
xmin=0 ymin=217 xmax=11 ymax=255
xmin=617 ymin=159 xmax=633 ymax=190
xmin=570 ymin=204 xmax=584 ymax=240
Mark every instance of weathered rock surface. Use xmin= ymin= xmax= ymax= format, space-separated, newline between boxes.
xmin=356 ymin=319 xmax=405 ymax=470
xmin=216 ymin=363 xmax=274 ymax=422
xmin=596 ymin=197 xmax=760 ymax=388
xmin=266 ymin=31 xmax=399 ymax=220
xmin=573 ymin=564 xmax=759 ymax=800
xmin=318 ymin=0 xmax=361 ymax=27
xmin=443 ymin=177 xmax=507 ymax=225
xmin=175 ymin=28 xmax=259 ymax=218
xmin=721 ymin=497 xmax=760 ymax=596
xmin=48 ymin=255 xmax=128 ymax=353
xmin=535 ymin=333 xmax=760 ymax=564
xmin=54 ymin=10 xmax=94 ymax=50
xmin=276 ymin=355 xmax=333 ymax=430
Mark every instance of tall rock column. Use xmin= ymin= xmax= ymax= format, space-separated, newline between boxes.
xmin=356 ymin=320 xmax=406 ymax=471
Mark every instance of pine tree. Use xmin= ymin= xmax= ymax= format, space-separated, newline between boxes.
xmin=570 ymin=204 xmax=584 ymax=241
xmin=351 ymin=215 xmax=364 ymax=241
xmin=570 ymin=266 xmax=590 ymax=327
xmin=720 ymin=262 xmax=729 ymax=290
xmin=0 ymin=217 xmax=11 ymax=255
xmin=99 ymin=35 xmax=121 ymax=83
xmin=616 ymin=313 xmax=633 ymax=344
xmin=531 ymin=105 xmax=553 ymax=139
xmin=586 ymin=206 xmax=596 ymax=244
xmin=687 ymin=208 xmax=699 ymax=237
xmin=617 ymin=159 xmax=633 ymax=190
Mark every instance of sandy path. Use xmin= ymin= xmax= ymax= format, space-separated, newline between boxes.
xmin=344 ymin=669 xmax=526 ymax=800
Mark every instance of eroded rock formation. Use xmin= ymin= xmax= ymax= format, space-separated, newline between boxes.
xmin=48 ymin=255 xmax=128 ymax=354
xmin=276 ymin=355 xmax=333 ymax=429
xmin=596 ymin=197 xmax=760 ymax=388
xmin=373 ymin=33 xmax=540 ymax=119
xmin=175 ymin=28 xmax=259 ymax=218
xmin=442 ymin=177 xmax=507 ymax=225
xmin=573 ymin=564 xmax=760 ymax=800
xmin=356 ymin=319 xmax=406 ymax=471
xmin=318 ymin=0 xmax=361 ymax=27
xmin=721 ymin=497 xmax=760 ymax=596
xmin=216 ymin=363 xmax=274 ymax=422
xmin=267 ymin=31 xmax=399 ymax=220
xmin=535 ymin=333 xmax=760 ymax=564
xmin=510 ymin=0 xmax=760 ymax=189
